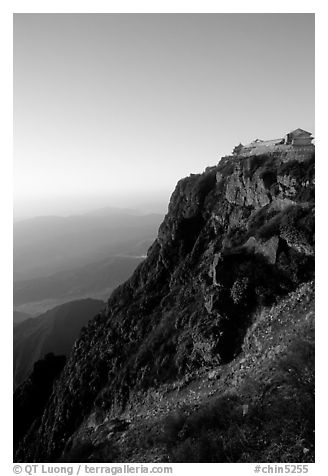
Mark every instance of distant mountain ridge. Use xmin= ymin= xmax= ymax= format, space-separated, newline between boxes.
xmin=14 ymin=254 xmax=147 ymax=316
xmin=14 ymin=208 xmax=163 ymax=281
xmin=14 ymin=298 xmax=105 ymax=389
xmin=14 ymin=310 xmax=32 ymax=325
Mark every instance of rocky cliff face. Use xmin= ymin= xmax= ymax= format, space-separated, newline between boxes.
xmin=15 ymin=150 xmax=315 ymax=462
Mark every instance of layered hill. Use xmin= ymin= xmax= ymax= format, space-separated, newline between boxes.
xmin=14 ymin=299 xmax=105 ymax=388
xmin=14 ymin=210 xmax=162 ymax=281
xmin=14 ymin=149 xmax=315 ymax=462
xmin=14 ymin=254 xmax=145 ymax=316
xmin=13 ymin=310 xmax=32 ymax=325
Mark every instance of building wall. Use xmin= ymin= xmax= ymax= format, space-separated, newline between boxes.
xmin=238 ymin=143 xmax=314 ymax=162
xmin=283 ymin=145 xmax=314 ymax=162
xmin=292 ymin=137 xmax=312 ymax=146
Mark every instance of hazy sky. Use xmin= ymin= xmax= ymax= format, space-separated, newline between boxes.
xmin=14 ymin=13 xmax=314 ymax=219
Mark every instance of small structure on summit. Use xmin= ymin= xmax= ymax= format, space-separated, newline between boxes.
xmin=285 ymin=128 xmax=313 ymax=146
xmin=232 ymin=128 xmax=314 ymax=161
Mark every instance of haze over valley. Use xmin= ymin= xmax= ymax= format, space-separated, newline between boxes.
xmin=14 ymin=206 xmax=163 ymax=316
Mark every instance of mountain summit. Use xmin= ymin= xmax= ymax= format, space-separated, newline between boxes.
xmin=15 ymin=146 xmax=315 ymax=463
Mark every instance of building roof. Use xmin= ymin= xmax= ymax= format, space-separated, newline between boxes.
xmin=244 ymin=138 xmax=283 ymax=148
xmin=288 ymin=128 xmax=312 ymax=137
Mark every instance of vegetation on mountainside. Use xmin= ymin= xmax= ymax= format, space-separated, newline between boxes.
xmin=162 ymin=340 xmax=314 ymax=462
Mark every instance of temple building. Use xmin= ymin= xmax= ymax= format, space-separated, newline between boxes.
xmin=285 ymin=128 xmax=313 ymax=146
xmin=233 ymin=128 xmax=314 ymax=158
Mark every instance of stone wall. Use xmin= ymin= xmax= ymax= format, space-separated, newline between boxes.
xmin=283 ymin=144 xmax=314 ymax=162
xmin=239 ymin=144 xmax=314 ymax=162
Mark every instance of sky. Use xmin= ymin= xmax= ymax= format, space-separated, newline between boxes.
xmin=13 ymin=13 xmax=314 ymax=220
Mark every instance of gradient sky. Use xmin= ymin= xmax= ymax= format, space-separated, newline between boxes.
xmin=14 ymin=13 xmax=314 ymax=219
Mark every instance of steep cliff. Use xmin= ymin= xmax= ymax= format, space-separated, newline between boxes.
xmin=15 ymin=149 xmax=315 ymax=462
